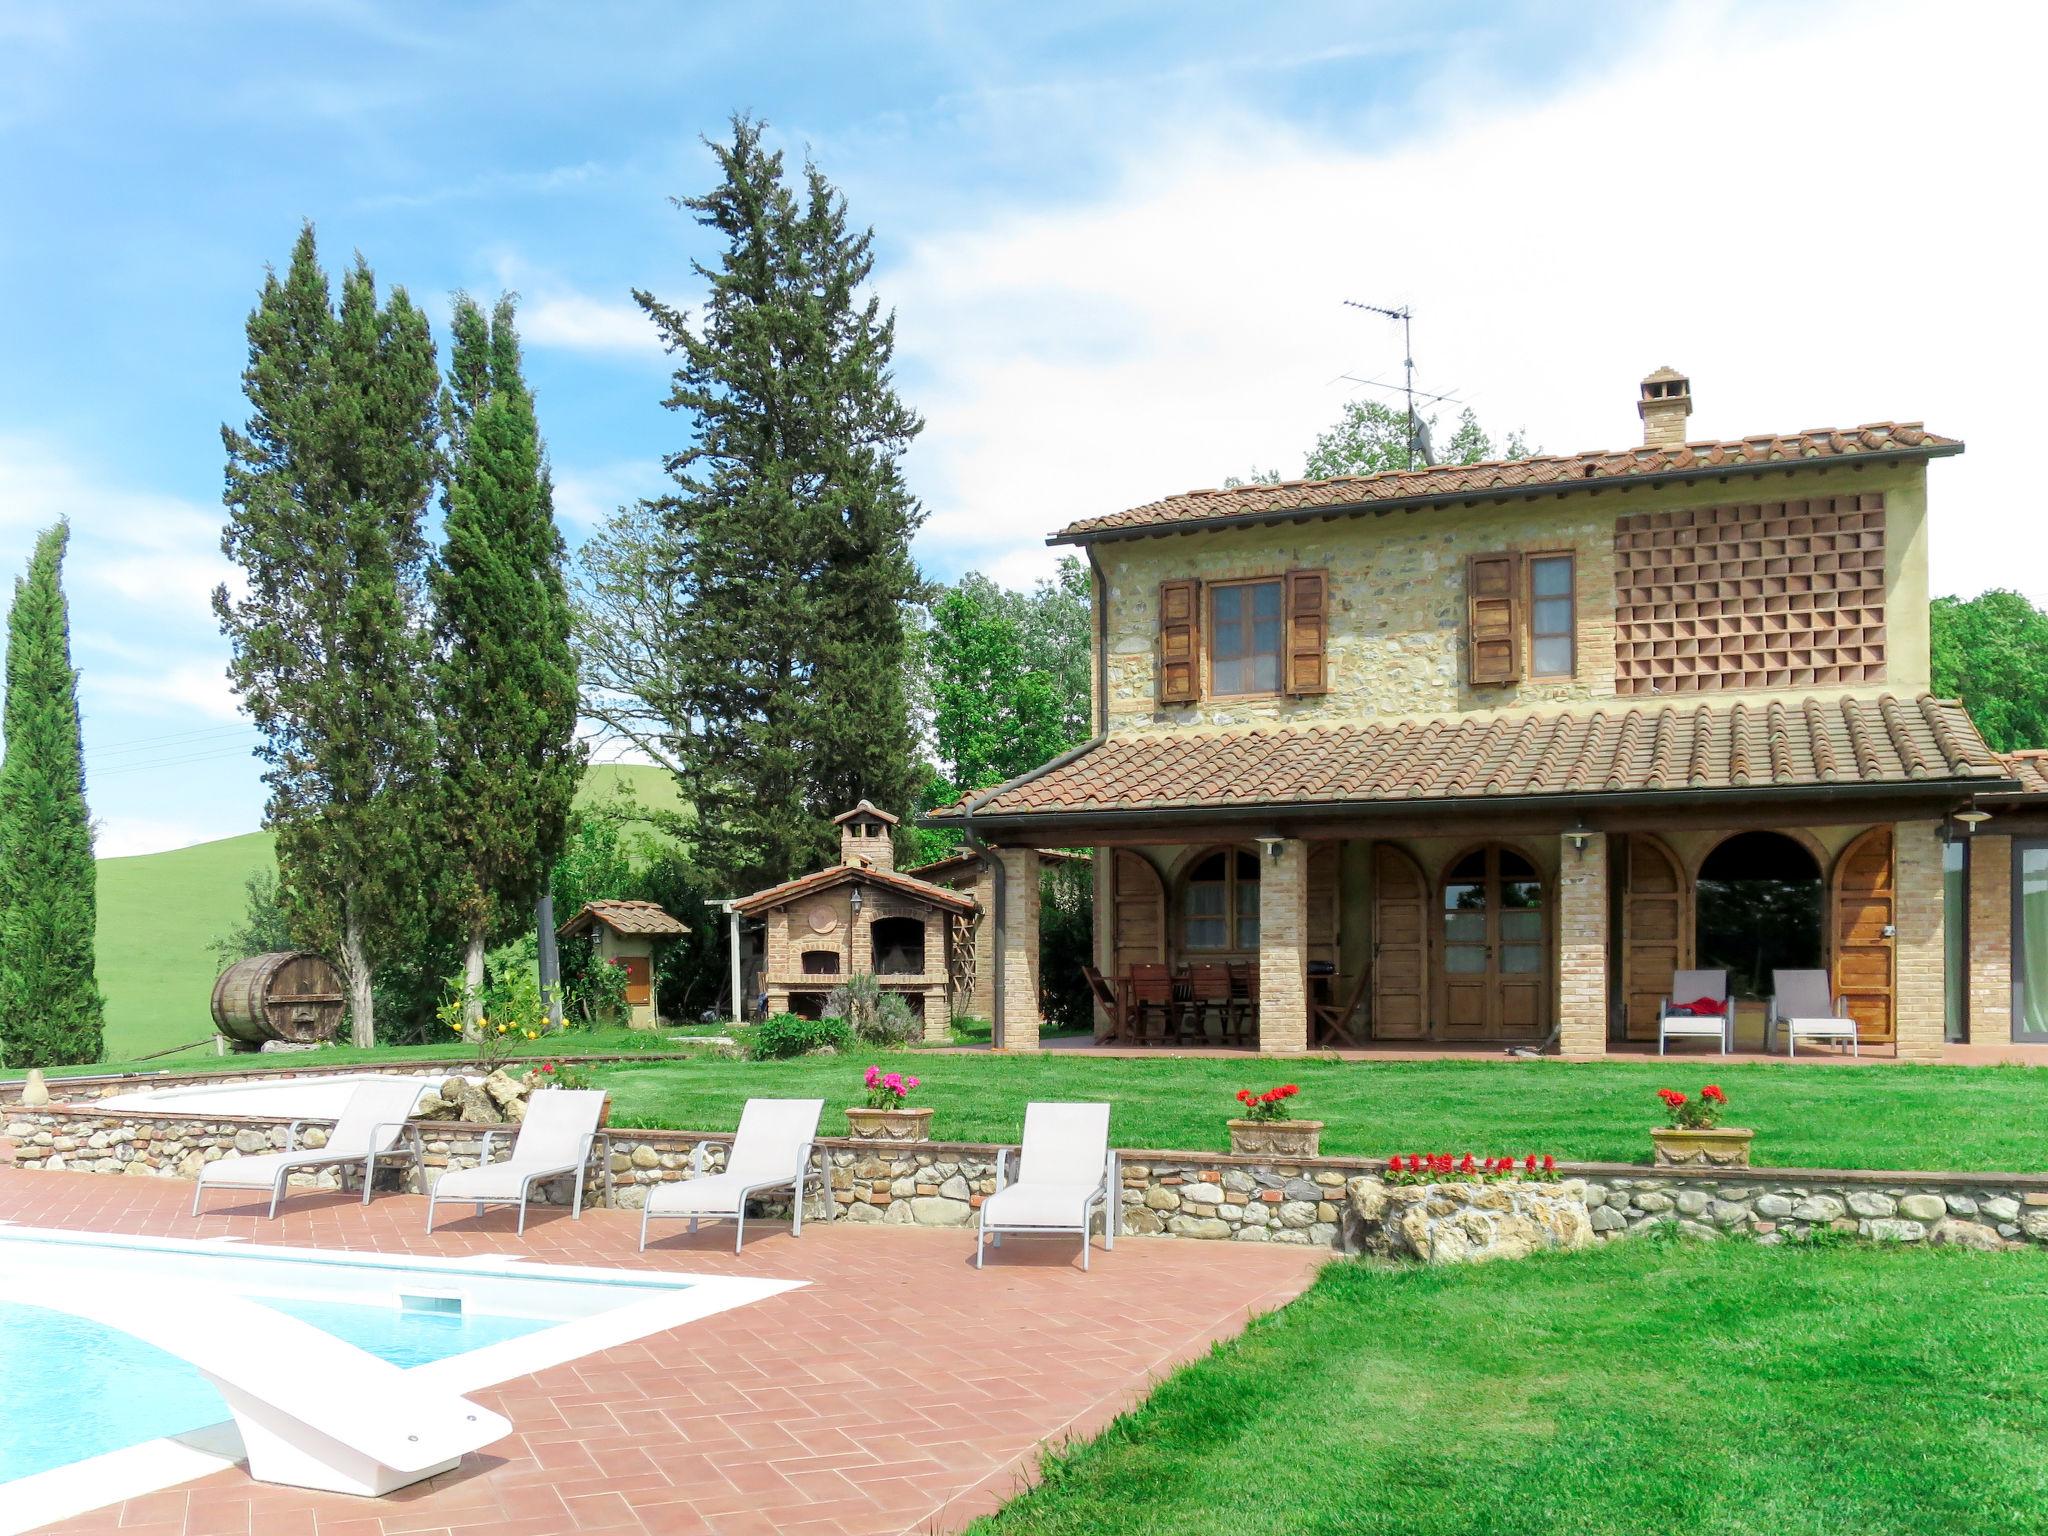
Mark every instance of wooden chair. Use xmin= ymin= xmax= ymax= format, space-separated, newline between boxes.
xmin=1128 ymin=963 xmax=1176 ymax=1047
xmin=1225 ymin=962 xmax=1260 ymax=1049
xmin=1081 ymin=964 xmax=1125 ymax=1043
xmin=1185 ymin=963 xmax=1235 ymax=1046
xmin=1311 ymin=971 xmax=1369 ymax=1048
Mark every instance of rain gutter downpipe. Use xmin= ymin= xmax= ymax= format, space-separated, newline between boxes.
xmin=959 ymin=546 xmax=1113 ymax=1049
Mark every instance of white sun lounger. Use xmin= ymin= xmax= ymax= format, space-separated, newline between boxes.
xmin=11 ymin=1270 xmax=510 ymax=1496
xmin=191 ymin=1077 xmax=427 ymax=1218
xmin=639 ymin=1098 xmax=823 ymax=1253
xmin=425 ymin=1088 xmax=611 ymax=1235
xmin=1766 ymin=969 xmax=1860 ymax=1057
xmin=976 ymin=1101 xmax=1117 ymax=1271
xmin=1657 ymin=969 xmax=1732 ymax=1055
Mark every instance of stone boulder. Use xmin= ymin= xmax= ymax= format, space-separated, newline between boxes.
xmin=1346 ymin=1177 xmax=1593 ymax=1265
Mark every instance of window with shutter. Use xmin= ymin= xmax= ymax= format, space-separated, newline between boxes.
xmin=1158 ymin=578 xmax=1201 ymax=704
xmin=1466 ymin=551 xmax=1523 ymax=685
xmin=1283 ymin=568 xmax=1329 ymax=696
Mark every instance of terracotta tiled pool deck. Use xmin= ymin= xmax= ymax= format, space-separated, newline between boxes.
xmin=2 ymin=1167 xmax=1324 ymax=1536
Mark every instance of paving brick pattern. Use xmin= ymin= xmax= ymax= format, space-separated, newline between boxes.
xmin=4 ymin=1168 xmax=1321 ymax=1536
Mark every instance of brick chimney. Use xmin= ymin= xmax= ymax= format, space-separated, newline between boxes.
xmin=1638 ymin=366 xmax=1693 ymax=448
xmin=833 ymin=800 xmax=899 ymax=871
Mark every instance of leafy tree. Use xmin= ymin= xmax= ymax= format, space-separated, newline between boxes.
xmin=1932 ymin=590 xmax=2048 ymax=753
xmin=587 ymin=115 xmax=927 ymax=891
xmin=209 ymin=867 xmax=301 ymax=967
xmin=0 ymin=522 xmax=103 ymax=1067
xmin=430 ymin=293 xmax=582 ymax=1021
xmin=215 ymin=224 xmax=440 ymax=1046
xmin=1304 ymin=398 xmax=1531 ymax=479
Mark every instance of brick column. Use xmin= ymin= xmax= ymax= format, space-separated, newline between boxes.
xmin=996 ymin=847 xmax=1043 ymax=1051
xmin=1968 ymin=834 xmax=2013 ymax=1042
xmin=1894 ymin=820 xmax=1946 ymax=1062
xmin=1258 ymin=840 xmax=1309 ymax=1054
xmin=966 ymin=864 xmax=998 ymax=1021
xmin=1556 ymin=832 xmax=1610 ymax=1058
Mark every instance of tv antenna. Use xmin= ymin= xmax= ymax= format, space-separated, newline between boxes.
xmin=1341 ymin=300 xmax=1443 ymax=469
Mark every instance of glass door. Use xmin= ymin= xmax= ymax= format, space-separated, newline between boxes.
xmin=2016 ymin=841 xmax=2048 ymax=1043
xmin=1437 ymin=846 xmax=1547 ymax=1042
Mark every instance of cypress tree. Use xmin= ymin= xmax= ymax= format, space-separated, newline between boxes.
xmin=431 ymin=293 xmax=582 ymax=1020
xmin=215 ymin=224 xmax=439 ymax=1046
xmin=629 ymin=115 xmax=927 ymax=888
xmin=0 ymin=522 xmax=104 ymax=1067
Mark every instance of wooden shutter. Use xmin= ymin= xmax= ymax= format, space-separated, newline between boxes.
xmin=1621 ymin=834 xmax=1688 ymax=1042
xmin=1832 ymin=826 xmax=1896 ymax=1045
xmin=1158 ymin=579 xmax=1201 ymax=705
xmin=1466 ymin=551 xmax=1523 ymax=685
xmin=1283 ymin=569 xmax=1329 ymax=696
xmin=1370 ymin=843 xmax=1429 ymax=1039
xmin=1112 ymin=850 xmax=1167 ymax=972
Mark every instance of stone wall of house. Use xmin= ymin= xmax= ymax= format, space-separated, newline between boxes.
xmin=11 ymin=1097 xmax=2047 ymax=1255
xmin=1094 ymin=462 xmax=1930 ymax=733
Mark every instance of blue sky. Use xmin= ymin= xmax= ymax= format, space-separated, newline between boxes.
xmin=0 ymin=1 xmax=2040 ymax=854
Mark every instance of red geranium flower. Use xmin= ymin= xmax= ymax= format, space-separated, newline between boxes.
xmin=1702 ymin=1084 xmax=1726 ymax=1104
xmin=1542 ymin=1155 xmax=1556 ymax=1172
xmin=1459 ymin=1153 xmax=1476 ymax=1173
xmin=1525 ymin=1154 xmax=1538 ymax=1171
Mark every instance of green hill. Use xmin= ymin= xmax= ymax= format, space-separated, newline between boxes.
xmin=92 ymin=763 xmax=684 ymax=1062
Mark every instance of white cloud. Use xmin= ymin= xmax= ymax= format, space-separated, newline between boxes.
xmin=89 ymin=661 xmax=244 ymax=724
xmin=521 ymin=289 xmax=666 ymax=358
xmin=888 ymin=0 xmax=2048 ymax=602
xmin=553 ymin=459 xmax=662 ymax=528
xmin=95 ymin=815 xmax=243 ymax=859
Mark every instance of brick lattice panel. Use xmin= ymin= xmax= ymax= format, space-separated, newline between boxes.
xmin=1612 ymin=494 xmax=1886 ymax=695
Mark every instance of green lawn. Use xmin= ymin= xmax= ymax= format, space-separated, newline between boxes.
xmin=582 ymin=1053 xmax=2048 ymax=1172
xmin=971 ymin=1240 xmax=2048 ymax=1536
xmin=88 ymin=764 xmax=687 ymax=1061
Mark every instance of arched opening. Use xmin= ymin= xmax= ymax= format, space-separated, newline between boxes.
xmin=870 ymin=916 xmax=926 ymax=976
xmin=1696 ymin=831 xmax=1823 ymax=1000
xmin=1180 ymin=846 xmax=1260 ymax=954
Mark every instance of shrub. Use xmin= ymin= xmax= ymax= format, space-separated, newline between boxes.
xmin=823 ymin=976 xmax=923 ymax=1047
xmin=751 ymin=1013 xmax=851 ymax=1061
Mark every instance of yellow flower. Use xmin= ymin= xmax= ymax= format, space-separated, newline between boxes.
xmin=525 ymin=1030 xmax=539 ymax=1040
xmin=496 ymin=1024 xmax=508 ymax=1034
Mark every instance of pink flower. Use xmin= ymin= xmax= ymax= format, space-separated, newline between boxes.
xmin=906 ymin=1077 xmax=920 ymax=1090
xmin=864 ymin=1066 xmax=880 ymax=1088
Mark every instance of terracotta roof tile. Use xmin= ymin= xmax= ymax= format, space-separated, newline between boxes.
xmin=1053 ymin=423 xmax=1962 ymax=543
xmin=557 ymin=899 xmax=690 ymax=938
xmin=731 ymin=863 xmax=978 ymax=918
xmin=1991 ymin=750 xmax=2048 ymax=798
xmin=929 ymin=694 xmax=2004 ymax=822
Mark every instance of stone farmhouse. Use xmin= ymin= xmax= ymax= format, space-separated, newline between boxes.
xmin=925 ymin=368 xmax=2048 ymax=1058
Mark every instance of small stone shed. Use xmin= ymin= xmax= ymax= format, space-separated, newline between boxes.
xmin=557 ymin=899 xmax=690 ymax=1030
xmin=734 ymin=802 xmax=977 ymax=1041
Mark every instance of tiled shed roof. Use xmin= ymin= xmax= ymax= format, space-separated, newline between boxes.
xmin=731 ymin=863 xmax=978 ymax=918
xmin=929 ymin=695 xmax=2006 ymax=822
xmin=1053 ymin=423 xmax=1961 ymax=543
xmin=557 ymin=899 xmax=691 ymax=938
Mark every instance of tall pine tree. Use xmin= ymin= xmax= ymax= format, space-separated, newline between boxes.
xmin=215 ymin=224 xmax=440 ymax=1046
xmin=431 ymin=293 xmax=582 ymax=1020
xmin=626 ymin=116 xmax=927 ymax=888
xmin=0 ymin=522 xmax=104 ymax=1067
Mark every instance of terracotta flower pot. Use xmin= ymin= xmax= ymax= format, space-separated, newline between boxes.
xmin=1651 ymin=1126 xmax=1754 ymax=1167
xmin=1228 ymin=1118 xmax=1324 ymax=1158
xmin=844 ymin=1105 xmax=934 ymax=1142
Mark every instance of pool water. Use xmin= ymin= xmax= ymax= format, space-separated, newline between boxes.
xmin=0 ymin=1295 xmax=549 ymax=1482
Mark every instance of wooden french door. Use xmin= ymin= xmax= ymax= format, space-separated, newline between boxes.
xmin=1621 ymin=834 xmax=1689 ymax=1042
xmin=1438 ymin=845 xmax=1547 ymax=1042
xmin=1370 ymin=844 xmax=1429 ymax=1039
xmin=1831 ymin=827 xmax=1896 ymax=1045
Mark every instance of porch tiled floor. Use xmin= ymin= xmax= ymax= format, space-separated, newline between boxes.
xmin=2 ymin=1168 xmax=1323 ymax=1536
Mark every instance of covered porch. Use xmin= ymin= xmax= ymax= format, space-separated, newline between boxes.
xmin=927 ymin=696 xmax=2017 ymax=1060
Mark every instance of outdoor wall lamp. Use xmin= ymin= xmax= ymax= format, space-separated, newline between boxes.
xmin=1952 ymin=803 xmax=1993 ymax=831
xmin=849 ymin=886 xmax=863 ymax=914
xmin=1565 ymin=820 xmax=1593 ymax=855
xmin=1257 ymin=837 xmax=1286 ymax=861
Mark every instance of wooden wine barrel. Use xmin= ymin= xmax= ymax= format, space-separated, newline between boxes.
xmin=210 ymin=952 xmax=347 ymax=1050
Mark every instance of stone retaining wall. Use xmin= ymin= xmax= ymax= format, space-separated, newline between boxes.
xmin=0 ymin=1053 xmax=697 ymax=1106
xmin=10 ymin=1099 xmax=2048 ymax=1253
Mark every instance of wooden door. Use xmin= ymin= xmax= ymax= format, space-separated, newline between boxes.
xmin=1621 ymin=834 xmax=1688 ymax=1042
xmin=619 ymin=955 xmax=653 ymax=1007
xmin=1832 ymin=826 xmax=1896 ymax=1045
xmin=1437 ymin=845 xmax=1547 ymax=1042
xmin=1112 ymin=850 xmax=1166 ymax=975
xmin=1370 ymin=844 xmax=1429 ymax=1039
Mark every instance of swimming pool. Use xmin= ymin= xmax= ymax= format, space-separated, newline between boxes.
xmin=0 ymin=1227 xmax=800 ymax=1533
